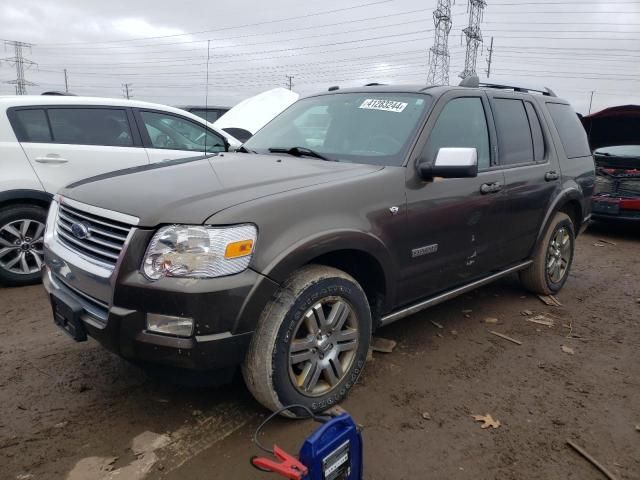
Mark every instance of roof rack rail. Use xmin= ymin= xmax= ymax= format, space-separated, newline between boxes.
xmin=364 ymin=82 xmax=385 ymax=87
xmin=328 ymin=85 xmax=340 ymax=91
xmin=458 ymin=75 xmax=557 ymax=97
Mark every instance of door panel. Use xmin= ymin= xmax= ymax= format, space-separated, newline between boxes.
xmin=21 ymin=143 xmax=150 ymax=193
xmin=399 ymin=93 xmax=505 ymax=306
xmin=401 ymin=170 xmax=505 ymax=305
xmin=16 ymin=107 xmax=149 ymax=193
xmin=501 ymin=163 xmax=560 ymax=262
xmin=488 ymin=95 xmax=561 ymax=263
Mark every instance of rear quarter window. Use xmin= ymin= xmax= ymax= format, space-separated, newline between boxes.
xmin=546 ymin=103 xmax=591 ymax=159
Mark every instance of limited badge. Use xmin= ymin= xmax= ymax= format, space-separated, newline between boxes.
xmin=412 ymin=244 xmax=438 ymax=258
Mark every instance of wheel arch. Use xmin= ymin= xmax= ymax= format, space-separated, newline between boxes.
xmin=532 ymin=188 xmax=582 ymax=255
xmin=0 ymin=189 xmax=52 ymax=211
xmin=260 ymin=230 xmax=396 ymax=325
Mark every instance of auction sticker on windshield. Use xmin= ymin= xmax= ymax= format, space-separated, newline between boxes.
xmin=359 ymin=99 xmax=408 ymax=113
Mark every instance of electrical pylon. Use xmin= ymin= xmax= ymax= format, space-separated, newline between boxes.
xmin=427 ymin=0 xmax=453 ymax=86
xmin=2 ymin=40 xmax=37 ymax=95
xmin=459 ymin=0 xmax=487 ymax=79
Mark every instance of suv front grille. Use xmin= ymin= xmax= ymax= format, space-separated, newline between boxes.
xmin=56 ymin=203 xmax=133 ymax=268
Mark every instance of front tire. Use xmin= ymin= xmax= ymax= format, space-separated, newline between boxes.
xmin=242 ymin=265 xmax=371 ymax=416
xmin=519 ymin=212 xmax=575 ymax=295
xmin=0 ymin=204 xmax=48 ymax=287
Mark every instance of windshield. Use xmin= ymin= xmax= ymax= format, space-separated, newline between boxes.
xmin=243 ymin=92 xmax=432 ymax=166
xmin=594 ymin=145 xmax=640 ymax=157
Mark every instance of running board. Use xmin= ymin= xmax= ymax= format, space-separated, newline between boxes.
xmin=380 ymin=261 xmax=533 ymax=327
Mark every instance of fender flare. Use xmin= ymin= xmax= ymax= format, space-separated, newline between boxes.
xmin=0 ymin=189 xmax=52 ymax=208
xmin=261 ymin=229 xmax=397 ymax=307
xmin=532 ymin=187 xmax=583 ymax=254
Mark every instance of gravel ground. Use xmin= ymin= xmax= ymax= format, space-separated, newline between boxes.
xmin=1 ymin=222 xmax=638 ymax=480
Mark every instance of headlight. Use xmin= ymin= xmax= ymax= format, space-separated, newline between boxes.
xmin=142 ymin=224 xmax=257 ymax=280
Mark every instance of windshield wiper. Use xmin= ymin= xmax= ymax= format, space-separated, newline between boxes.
xmin=268 ymin=146 xmax=335 ymax=161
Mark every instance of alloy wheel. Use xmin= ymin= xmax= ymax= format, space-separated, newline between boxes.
xmin=0 ymin=219 xmax=45 ymax=275
xmin=288 ymin=297 xmax=359 ymax=397
xmin=546 ymin=226 xmax=571 ymax=284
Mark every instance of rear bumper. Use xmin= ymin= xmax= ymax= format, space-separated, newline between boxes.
xmin=591 ymin=195 xmax=640 ymax=222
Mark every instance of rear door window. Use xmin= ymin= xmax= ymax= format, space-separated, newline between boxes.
xmin=546 ymin=103 xmax=591 ymax=158
xmin=47 ymin=108 xmax=134 ymax=147
xmin=492 ymin=98 xmax=534 ymax=166
xmin=10 ymin=109 xmax=52 ymax=142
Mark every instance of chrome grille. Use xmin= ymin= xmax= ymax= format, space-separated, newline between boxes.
xmin=56 ymin=202 xmax=133 ymax=268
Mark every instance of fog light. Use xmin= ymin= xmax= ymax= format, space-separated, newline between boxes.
xmin=146 ymin=313 xmax=194 ymax=337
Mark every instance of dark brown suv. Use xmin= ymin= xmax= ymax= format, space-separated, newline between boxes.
xmin=42 ymin=78 xmax=595 ymax=414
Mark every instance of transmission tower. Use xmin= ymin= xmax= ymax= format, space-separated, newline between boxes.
xmin=427 ymin=0 xmax=453 ymax=86
xmin=1 ymin=40 xmax=37 ymax=95
xmin=459 ymin=0 xmax=487 ymax=80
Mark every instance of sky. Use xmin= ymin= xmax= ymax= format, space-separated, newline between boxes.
xmin=0 ymin=0 xmax=639 ymax=114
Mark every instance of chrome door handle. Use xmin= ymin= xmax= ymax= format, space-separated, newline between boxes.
xmin=545 ymin=171 xmax=560 ymax=181
xmin=35 ymin=156 xmax=68 ymax=164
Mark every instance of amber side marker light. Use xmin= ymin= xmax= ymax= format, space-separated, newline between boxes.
xmin=225 ymin=239 xmax=254 ymax=259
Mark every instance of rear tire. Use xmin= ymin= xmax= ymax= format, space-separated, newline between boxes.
xmin=519 ymin=212 xmax=575 ymax=295
xmin=242 ymin=265 xmax=371 ymax=416
xmin=0 ymin=204 xmax=48 ymax=287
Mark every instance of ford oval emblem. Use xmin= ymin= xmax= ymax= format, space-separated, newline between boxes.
xmin=71 ymin=222 xmax=91 ymax=240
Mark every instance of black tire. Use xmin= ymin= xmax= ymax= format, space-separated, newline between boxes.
xmin=519 ymin=212 xmax=575 ymax=295
xmin=0 ymin=203 xmax=48 ymax=287
xmin=242 ymin=265 xmax=371 ymax=416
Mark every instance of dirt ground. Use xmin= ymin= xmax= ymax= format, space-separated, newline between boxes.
xmin=1 ymin=222 xmax=639 ymax=480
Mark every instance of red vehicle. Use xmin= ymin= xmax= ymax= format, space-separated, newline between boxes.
xmin=582 ymin=106 xmax=640 ymax=222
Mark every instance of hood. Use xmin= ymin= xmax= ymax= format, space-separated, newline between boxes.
xmin=581 ymin=105 xmax=640 ymax=151
xmin=60 ymin=153 xmax=382 ymax=226
xmin=213 ymin=88 xmax=299 ymax=137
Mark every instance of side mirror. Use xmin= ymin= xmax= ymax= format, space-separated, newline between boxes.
xmin=419 ymin=147 xmax=478 ymax=180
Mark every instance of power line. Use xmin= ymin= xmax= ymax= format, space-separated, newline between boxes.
xmin=35 ymin=29 xmax=433 ymax=58
xmin=37 ymin=37 xmax=448 ymax=75
xmin=34 ymin=0 xmax=395 ymax=46
xmin=35 ymin=9 xmax=434 ymax=51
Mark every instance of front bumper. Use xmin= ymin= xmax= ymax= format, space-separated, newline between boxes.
xmin=42 ymin=265 xmax=278 ymax=370
xmin=42 ymin=200 xmax=280 ymax=371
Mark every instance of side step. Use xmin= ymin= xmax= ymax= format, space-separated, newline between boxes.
xmin=380 ymin=261 xmax=532 ymax=327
